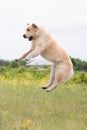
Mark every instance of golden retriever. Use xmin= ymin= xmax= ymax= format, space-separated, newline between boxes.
xmin=16 ymin=23 xmax=73 ymax=92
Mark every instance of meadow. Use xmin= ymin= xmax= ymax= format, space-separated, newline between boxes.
xmin=0 ymin=66 xmax=87 ymax=130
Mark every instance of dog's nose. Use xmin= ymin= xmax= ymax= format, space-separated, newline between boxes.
xmin=23 ymin=34 xmax=27 ymax=38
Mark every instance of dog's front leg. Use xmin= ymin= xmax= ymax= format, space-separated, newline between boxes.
xmin=15 ymin=48 xmax=34 ymax=61
xmin=16 ymin=51 xmax=30 ymax=61
xmin=25 ymin=47 xmax=42 ymax=61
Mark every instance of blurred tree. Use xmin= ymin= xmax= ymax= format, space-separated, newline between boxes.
xmin=70 ymin=57 xmax=87 ymax=71
xmin=9 ymin=61 xmax=19 ymax=68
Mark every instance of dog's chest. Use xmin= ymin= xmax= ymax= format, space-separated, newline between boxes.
xmin=41 ymin=49 xmax=56 ymax=62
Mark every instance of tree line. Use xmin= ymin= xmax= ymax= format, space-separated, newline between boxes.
xmin=70 ymin=57 xmax=87 ymax=71
xmin=0 ymin=57 xmax=87 ymax=71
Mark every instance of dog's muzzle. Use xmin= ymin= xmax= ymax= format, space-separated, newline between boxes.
xmin=23 ymin=34 xmax=33 ymax=41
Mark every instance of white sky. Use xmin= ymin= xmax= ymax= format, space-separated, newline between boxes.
xmin=0 ymin=0 xmax=87 ymax=61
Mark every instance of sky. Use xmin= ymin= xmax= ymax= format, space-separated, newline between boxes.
xmin=0 ymin=0 xmax=87 ymax=61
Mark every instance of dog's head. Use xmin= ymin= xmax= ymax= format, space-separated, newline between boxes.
xmin=23 ymin=23 xmax=39 ymax=41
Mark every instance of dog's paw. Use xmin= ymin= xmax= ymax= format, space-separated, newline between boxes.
xmin=45 ymin=88 xmax=52 ymax=92
xmin=42 ymin=86 xmax=47 ymax=89
xmin=41 ymin=86 xmax=51 ymax=92
xmin=46 ymin=90 xmax=50 ymax=92
xmin=24 ymin=58 xmax=29 ymax=61
xmin=15 ymin=59 xmax=19 ymax=62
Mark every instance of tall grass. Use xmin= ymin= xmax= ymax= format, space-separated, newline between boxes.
xmin=0 ymin=67 xmax=87 ymax=129
xmin=0 ymin=82 xmax=87 ymax=130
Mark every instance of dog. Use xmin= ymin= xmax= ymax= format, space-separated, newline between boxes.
xmin=16 ymin=23 xmax=73 ymax=92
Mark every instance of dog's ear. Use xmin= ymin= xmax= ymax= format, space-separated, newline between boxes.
xmin=32 ymin=23 xmax=38 ymax=29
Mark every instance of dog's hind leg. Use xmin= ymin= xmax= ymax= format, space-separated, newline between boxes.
xmin=46 ymin=72 xmax=63 ymax=92
xmin=42 ymin=63 xmax=56 ymax=89
xmin=46 ymin=64 xmax=71 ymax=92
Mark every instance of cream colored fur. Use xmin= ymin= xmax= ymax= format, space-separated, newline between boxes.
xmin=17 ymin=23 xmax=73 ymax=92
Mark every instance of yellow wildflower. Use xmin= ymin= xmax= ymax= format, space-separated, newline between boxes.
xmin=22 ymin=119 xmax=33 ymax=128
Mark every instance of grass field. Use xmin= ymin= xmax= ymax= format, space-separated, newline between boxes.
xmin=0 ymin=81 xmax=87 ymax=130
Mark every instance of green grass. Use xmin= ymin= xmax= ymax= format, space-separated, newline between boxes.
xmin=0 ymin=83 xmax=87 ymax=130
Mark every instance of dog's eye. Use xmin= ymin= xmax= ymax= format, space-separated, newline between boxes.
xmin=27 ymin=29 xmax=30 ymax=31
